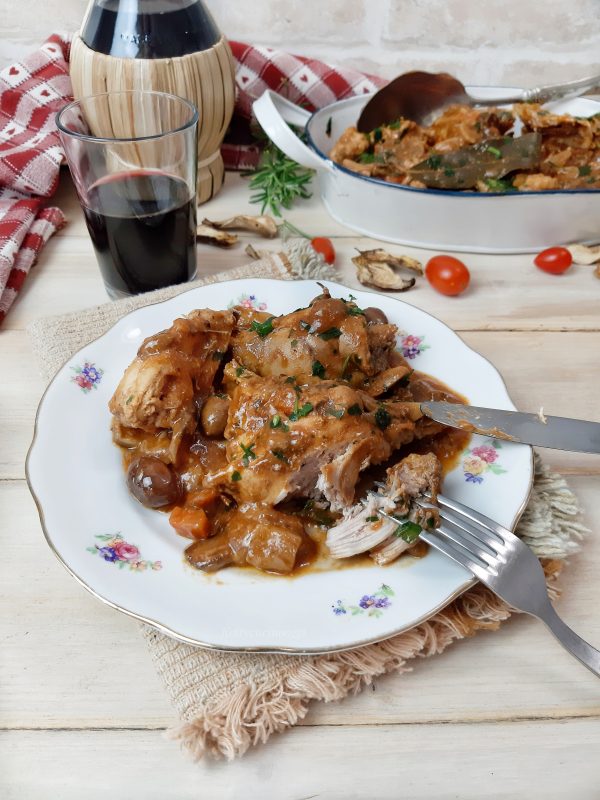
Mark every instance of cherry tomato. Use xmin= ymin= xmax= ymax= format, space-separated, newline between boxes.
xmin=534 ymin=247 xmax=572 ymax=275
xmin=311 ymin=236 xmax=336 ymax=264
xmin=425 ymin=255 xmax=470 ymax=296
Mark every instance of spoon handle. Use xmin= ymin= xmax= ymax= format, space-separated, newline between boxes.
xmin=470 ymin=74 xmax=600 ymax=107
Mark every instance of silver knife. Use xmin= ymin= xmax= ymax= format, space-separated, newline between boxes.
xmin=420 ymin=401 xmax=600 ymax=454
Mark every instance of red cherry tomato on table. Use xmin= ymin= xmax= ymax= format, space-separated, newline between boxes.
xmin=534 ymin=247 xmax=572 ymax=274
xmin=311 ymin=236 xmax=336 ymax=264
xmin=425 ymin=255 xmax=470 ymax=296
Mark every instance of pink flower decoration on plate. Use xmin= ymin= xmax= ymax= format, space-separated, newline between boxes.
xmin=471 ymin=445 xmax=498 ymax=463
xmin=113 ymin=541 xmax=140 ymax=561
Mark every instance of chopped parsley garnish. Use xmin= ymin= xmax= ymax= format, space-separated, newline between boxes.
xmin=212 ymin=350 xmax=226 ymax=361
xmin=299 ymin=320 xmax=312 ymax=331
xmin=373 ymin=127 xmax=383 ymax=143
xmin=388 ymin=119 xmax=401 ymax=130
xmin=271 ymin=449 xmax=290 ymax=464
xmin=347 ymin=403 xmax=362 ymax=416
xmin=375 ymin=405 xmax=391 ymax=430
xmin=319 ymin=327 xmax=342 ymax=340
xmin=235 ymin=366 xmax=245 ymax=377
xmin=289 ymin=401 xmax=313 ymax=421
xmin=270 ymin=414 xmax=281 ymax=428
xmin=312 ymin=360 xmax=326 ymax=378
xmin=346 ymin=304 xmax=365 ymax=316
xmin=285 ymin=375 xmax=297 ymax=384
xmin=484 ymin=177 xmax=514 ymax=193
xmin=444 ymin=167 xmax=455 ymax=177
xmin=398 ymin=369 xmax=414 ymax=388
xmin=486 ymin=145 xmax=502 ymax=158
xmin=358 ymin=152 xmax=376 ymax=164
xmin=579 ymin=164 xmax=592 ymax=176
xmin=425 ymin=154 xmax=442 ymax=169
xmin=231 ymin=471 xmax=242 ymax=482
xmin=239 ymin=442 xmax=256 ymax=466
xmin=250 ymin=316 xmax=275 ymax=338
xmin=393 ymin=521 xmax=422 ymax=543
xmin=366 ymin=515 xmax=379 ymax=523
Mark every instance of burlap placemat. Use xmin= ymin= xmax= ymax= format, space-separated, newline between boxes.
xmin=27 ymin=253 xmax=589 ymax=762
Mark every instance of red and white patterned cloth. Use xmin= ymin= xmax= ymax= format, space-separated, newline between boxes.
xmin=0 ymin=34 xmax=384 ymax=325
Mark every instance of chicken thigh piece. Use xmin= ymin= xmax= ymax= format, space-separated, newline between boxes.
xmin=109 ymin=309 xmax=235 ymax=459
xmin=208 ymin=369 xmax=393 ymax=509
xmin=231 ymin=289 xmax=398 ymax=385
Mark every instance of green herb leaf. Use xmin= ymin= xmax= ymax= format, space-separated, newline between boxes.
xmin=312 ymin=360 xmax=326 ymax=378
xmin=235 ymin=366 xmax=245 ymax=377
xmin=375 ymin=405 xmax=391 ymax=430
xmin=346 ymin=305 xmax=365 ymax=316
xmin=366 ymin=515 xmax=379 ymax=523
xmin=250 ymin=316 xmax=275 ymax=338
xmin=271 ymin=449 xmax=290 ymax=464
xmin=397 ymin=369 xmax=414 ymax=388
xmin=319 ymin=327 xmax=342 ymax=341
xmin=289 ymin=402 xmax=313 ymax=421
xmin=231 ymin=471 xmax=242 ymax=482
xmin=239 ymin=442 xmax=256 ymax=466
xmin=394 ymin=521 xmax=422 ymax=543
xmin=358 ymin=152 xmax=376 ymax=164
xmin=243 ymin=136 xmax=314 ymax=216
xmin=285 ymin=376 xmax=297 ymax=384
xmin=486 ymin=145 xmax=502 ymax=158
xmin=270 ymin=414 xmax=281 ymax=429
xmin=579 ymin=164 xmax=592 ymax=176
xmin=347 ymin=403 xmax=362 ymax=416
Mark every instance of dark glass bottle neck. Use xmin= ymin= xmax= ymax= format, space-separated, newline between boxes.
xmin=80 ymin=0 xmax=221 ymax=59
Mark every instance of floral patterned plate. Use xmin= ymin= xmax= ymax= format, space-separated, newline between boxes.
xmin=26 ymin=279 xmax=533 ymax=654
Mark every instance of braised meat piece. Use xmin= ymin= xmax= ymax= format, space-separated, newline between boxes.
xmin=109 ymin=309 xmax=234 ymax=459
xmin=185 ymin=504 xmax=305 ymax=574
xmin=208 ymin=368 xmax=394 ymax=510
xmin=326 ymin=452 xmax=441 ymax=564
xmin=231 ymin=288 xmax=398 ymax=386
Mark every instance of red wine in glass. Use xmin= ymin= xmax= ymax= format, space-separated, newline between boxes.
xmin=82 ymin=171 xmax=196 ymax=298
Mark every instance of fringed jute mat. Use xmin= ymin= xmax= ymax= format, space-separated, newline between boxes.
xmin=28 ymin=246 xmax=588 ymax=761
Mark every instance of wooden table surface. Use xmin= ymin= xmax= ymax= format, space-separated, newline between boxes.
xmin=1 ymin=172 xmax=599 ymax=799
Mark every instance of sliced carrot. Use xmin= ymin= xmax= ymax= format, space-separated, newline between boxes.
xmin=186 ymin=487 xmax=220 ymax=510
xmin=169 ymin=506 xmax=211 ymax=540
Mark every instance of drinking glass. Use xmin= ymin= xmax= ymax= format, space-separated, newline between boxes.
xmin=57 ymin=90 xmax=198 ymax=299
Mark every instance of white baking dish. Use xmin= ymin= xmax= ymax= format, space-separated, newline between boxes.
xmin=253 ymin=88 xmax=600 ymax=254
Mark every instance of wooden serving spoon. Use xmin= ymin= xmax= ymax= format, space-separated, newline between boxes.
xmin=357 ymin=70 xmax=600 ymax=131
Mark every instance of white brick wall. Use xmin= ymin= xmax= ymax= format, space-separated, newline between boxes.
xmin=1 ymin=0 xmax=599 ymax=86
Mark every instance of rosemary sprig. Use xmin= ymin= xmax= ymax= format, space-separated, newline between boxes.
xmin=243 ymin=136 xmax=314 ymax=217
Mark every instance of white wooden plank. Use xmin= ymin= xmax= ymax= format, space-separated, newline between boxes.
xmin=2 ymin=329 xmax=598 ymax=480
xmin=1 ymin=478 xmax=598 ymax=729
xmin=2 ymin=720 xmax=599 ymax=800
xmin=6 ymin=174 xmax=600 ymax=333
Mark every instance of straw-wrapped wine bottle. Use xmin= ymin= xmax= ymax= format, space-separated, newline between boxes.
xmin=70 ymin=0 xmax=236 ymax=204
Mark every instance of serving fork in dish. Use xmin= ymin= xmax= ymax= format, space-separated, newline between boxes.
xmin=379 ymin=494 xmax=600 ymax=677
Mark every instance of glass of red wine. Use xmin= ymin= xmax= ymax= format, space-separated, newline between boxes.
xmin=57 ymin=91 xmax=198 ymax=299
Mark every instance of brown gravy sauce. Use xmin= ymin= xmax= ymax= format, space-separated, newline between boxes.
xmin=116 ymin=368 xmax=470 ymax=577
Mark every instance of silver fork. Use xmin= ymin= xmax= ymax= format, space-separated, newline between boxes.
xmin=379 ymin=494 xmax=600 ymax=677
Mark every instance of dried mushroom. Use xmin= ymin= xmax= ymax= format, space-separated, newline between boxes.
xmin=567 ymin=243 xmax=600 ymax=265
xmin=352 ymin=248 xmax=421 ymax=292
xmin=245 ymin=243 xmax=270 ymax=260
xmin=202 ymin=214 xmax=278 ymax=238
xmin=196 ymin=224 xmax=238 ymax=247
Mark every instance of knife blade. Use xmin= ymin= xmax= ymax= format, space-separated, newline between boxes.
xmin=420 ymin=401 xmax=600 ymax=454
